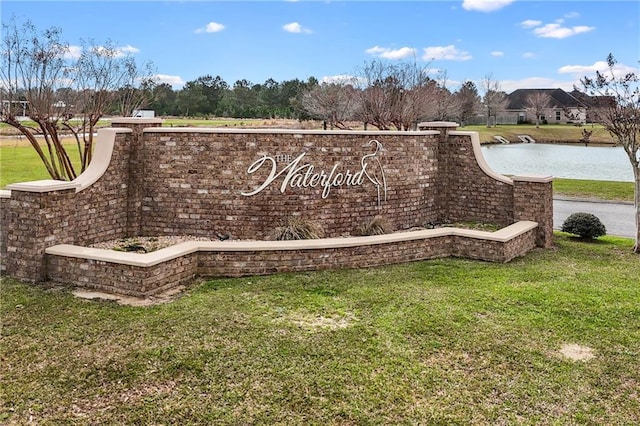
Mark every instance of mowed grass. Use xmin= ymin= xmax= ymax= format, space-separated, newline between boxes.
xmin=553 ymin=178 xmax=635 ymax=202
xmin=1 ymin=234 xmax=639 ymax=424
xmin=0 ymin=142 xmax=82 ymax=187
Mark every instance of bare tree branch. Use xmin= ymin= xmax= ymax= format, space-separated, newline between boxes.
xmin=580 ymin=54 xmax=640 ymax=252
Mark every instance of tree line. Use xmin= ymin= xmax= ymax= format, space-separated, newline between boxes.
xmin=146 ymin=64 xmax=507 ymax=132
xmin=149 ymin=76 xmax=312 ymax=120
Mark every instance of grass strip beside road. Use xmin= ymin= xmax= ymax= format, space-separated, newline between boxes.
xmin=1 ymin=234 xmax=639 ymax=424
xmin=553 ymin=178 xmax=634 ymax=203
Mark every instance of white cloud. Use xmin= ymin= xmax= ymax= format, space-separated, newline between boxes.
xmin=491 ymin=51 xmax=504 ymax=57
xmin=520 ymin=19 xmax=542 ymax=29
xmin=195 ymin=21 xmax=225 ymax=34
xmin=92 ymin=45 xmax=140 ymax=58
xmin=521 ymin=15 xmax=595 ymax=39
xmin=558 ymin=60 xmax=638 ymax=78
xmin=321 ymin=74 xmax=357 ymax=85
xmin=533 ymin=23 xmax=594 ymax=39
xmin=64 ymin=45 xmax=82 ymax=60
xmin=462 ymin=0 xmax=514 ymax=13
xmin=522 ymin=52 xmax=536 ymax=59
xmin=366 ymin=46 xmax=417 ymax=60
xmin=494 ymin=60 xmax=640 ymax=94
xmin=63 ymin=44 xmax=139 ymax=60
xmin=118 ymin=45 xmax=140 ymax=54
xmin=283 ymin=22 xmax=312 ymax=34
xmin=152 ymin=74 xmax=186 ymax=88
xmin=498 ymin=77 xmax=578 ymax=92
xmin=422 ymin=45 xmax=472 ymax=61
xmin=365 ymin=46 xmax=386 ymax=55
xmin=558 ymin=62 xmax=605 ymax=75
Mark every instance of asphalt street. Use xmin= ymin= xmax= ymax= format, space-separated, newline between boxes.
xmin=553 ymin=198 xmax=636 ymax=238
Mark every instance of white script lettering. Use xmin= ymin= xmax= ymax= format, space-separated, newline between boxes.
xmin=241 ymin=152 xmax=369 ymax=199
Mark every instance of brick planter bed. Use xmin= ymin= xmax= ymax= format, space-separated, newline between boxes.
xmin=45 ymin=221 xmax=537 ymax=297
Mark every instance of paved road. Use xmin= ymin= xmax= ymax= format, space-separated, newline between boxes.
xmin=554 ymin=198 xmax=636 ymax=238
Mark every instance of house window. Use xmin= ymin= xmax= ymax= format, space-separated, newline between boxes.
xmin=556 ymin=111 xmax=561 ymax=121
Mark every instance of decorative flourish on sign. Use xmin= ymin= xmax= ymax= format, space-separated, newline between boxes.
xmin=241 ymin=140 xmax=388 ymax=207
xmin=361 ymin=140 xmax=387 ymax=207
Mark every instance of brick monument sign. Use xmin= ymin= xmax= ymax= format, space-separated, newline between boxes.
xmin=0 ymin=119 xmax=553 ymax=297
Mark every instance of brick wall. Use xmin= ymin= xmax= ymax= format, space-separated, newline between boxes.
xmin=2 ymin=130 xmax=133 ymax=281
xmin=1 ymin=121 xmax=553 ymax=289
xmin=513 ymin=176 xmax=554 ymax=247
xmin=0 ymin=193 xmax=9 ymax=272
xmin=438 ymin=133 xmax=514 ymax=226
xmin=45 ymin=225 xmax=537 ymax=297
xmin=138 ymin=129 xmax=440 ymax=239
xmin=47 ymin=254 xmax=197 ymax=297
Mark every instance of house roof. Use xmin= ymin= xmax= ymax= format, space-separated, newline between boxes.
xmin=570 ymin=90 xmax=615 ymax=108
xmin=506 ymin=88 xmax=587 ymax=110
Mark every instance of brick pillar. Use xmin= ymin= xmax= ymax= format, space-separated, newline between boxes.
xmin=4 ymin=189 xmax=76 ymax=281
xmin=0 ymin=192 xmax=10 ymax=273
xmin=513 ymin=175 xmax=554 ymax=248
xmin=110 ymin=118 xmax=163 ymax=237
xmin=417 ymin=121 xmax=459 ymax=141
xmin=418 ymin=122 xmax=459 ymax=223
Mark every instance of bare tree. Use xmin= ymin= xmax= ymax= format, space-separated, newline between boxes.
xmin=0 ymin=18 xmax=154 ymax=180
xmin=354 ymin=60 xmax=395 ymax=130
xmin=301 ymin=82 xmax=357 ymax=129
xmin=432 ymin=70 xmax=456 ymax=121
xmin=0 ymin=20 xmax=75 ymax=179
xmin=68 ymin=40 xmax=155 ymax=168
xmin=524 ymin=91 xmax=552 ymax=128
xmin=481 ymin=74 xmax=508 ymax=127
xmin=579 ymin=54 xmax=640 ymax=253
xmin=454 ymin=80 xmax=481 ymax=126
xmin=354 ymin=59 xmax=437 ymax=131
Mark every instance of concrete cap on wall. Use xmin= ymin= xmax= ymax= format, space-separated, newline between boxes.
xmin=6 ymin=179 xmax=77 ymax=193
xmin=512 ymin=175 xmax=554 ymax=183
xmin=141 ymin=127 xmax=440 ymax=136
xmin=4 ymin=127 xmax=132 ymax=194
xmin=110 ymin=117 xmax=164 ymax=125
xmin=417 ymin=121 xmax=460 ymax=128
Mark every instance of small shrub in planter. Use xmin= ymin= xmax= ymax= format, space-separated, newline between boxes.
xmin=354 ymin=215 xmax=392 ymax=236
xmin=269 ymin=217 xmax=325 ymax=241
xmin=561 ymin=212 xmax=606 ymax=239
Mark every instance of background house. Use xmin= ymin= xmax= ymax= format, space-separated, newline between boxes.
xmin=505 ymin=88 xmax=588 ymax=125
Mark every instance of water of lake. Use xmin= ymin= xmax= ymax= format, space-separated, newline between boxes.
xmin=480 ymin=143 xmax=634 ymax=182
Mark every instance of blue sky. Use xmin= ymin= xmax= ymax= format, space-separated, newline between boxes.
xmin=3 ymin=0 xmax=638 ymax=92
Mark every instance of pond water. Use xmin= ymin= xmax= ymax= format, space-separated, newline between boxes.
xmin=480 ymin=143 xmax=634 ymax=182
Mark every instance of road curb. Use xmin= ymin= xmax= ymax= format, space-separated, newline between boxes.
xmin=553 ymin=196 xmax=634 ymax=206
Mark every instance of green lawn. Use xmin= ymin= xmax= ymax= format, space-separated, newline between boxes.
xmin=0 ymin=143 xmax=82 ymax=187
xmin=553 ymin=178 xmax=634 ymax=202
xmin=2 ymin=234 xmax=639 ymax=424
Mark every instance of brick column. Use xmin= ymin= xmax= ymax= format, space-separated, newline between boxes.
xmin=418 ymin=122 xmax=459 ymax=223
xmin=513 ymin=175 xmax=554 ymax=248
xmin=110 ymin=118 xmax=163 ymax=237
xmin=0 ymin=192 xmax=10 ymax=273
xmin=417 ymin=121 xmax=459 ymax=141
xmin=4 ymin=189 xmax=76 ymax=281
